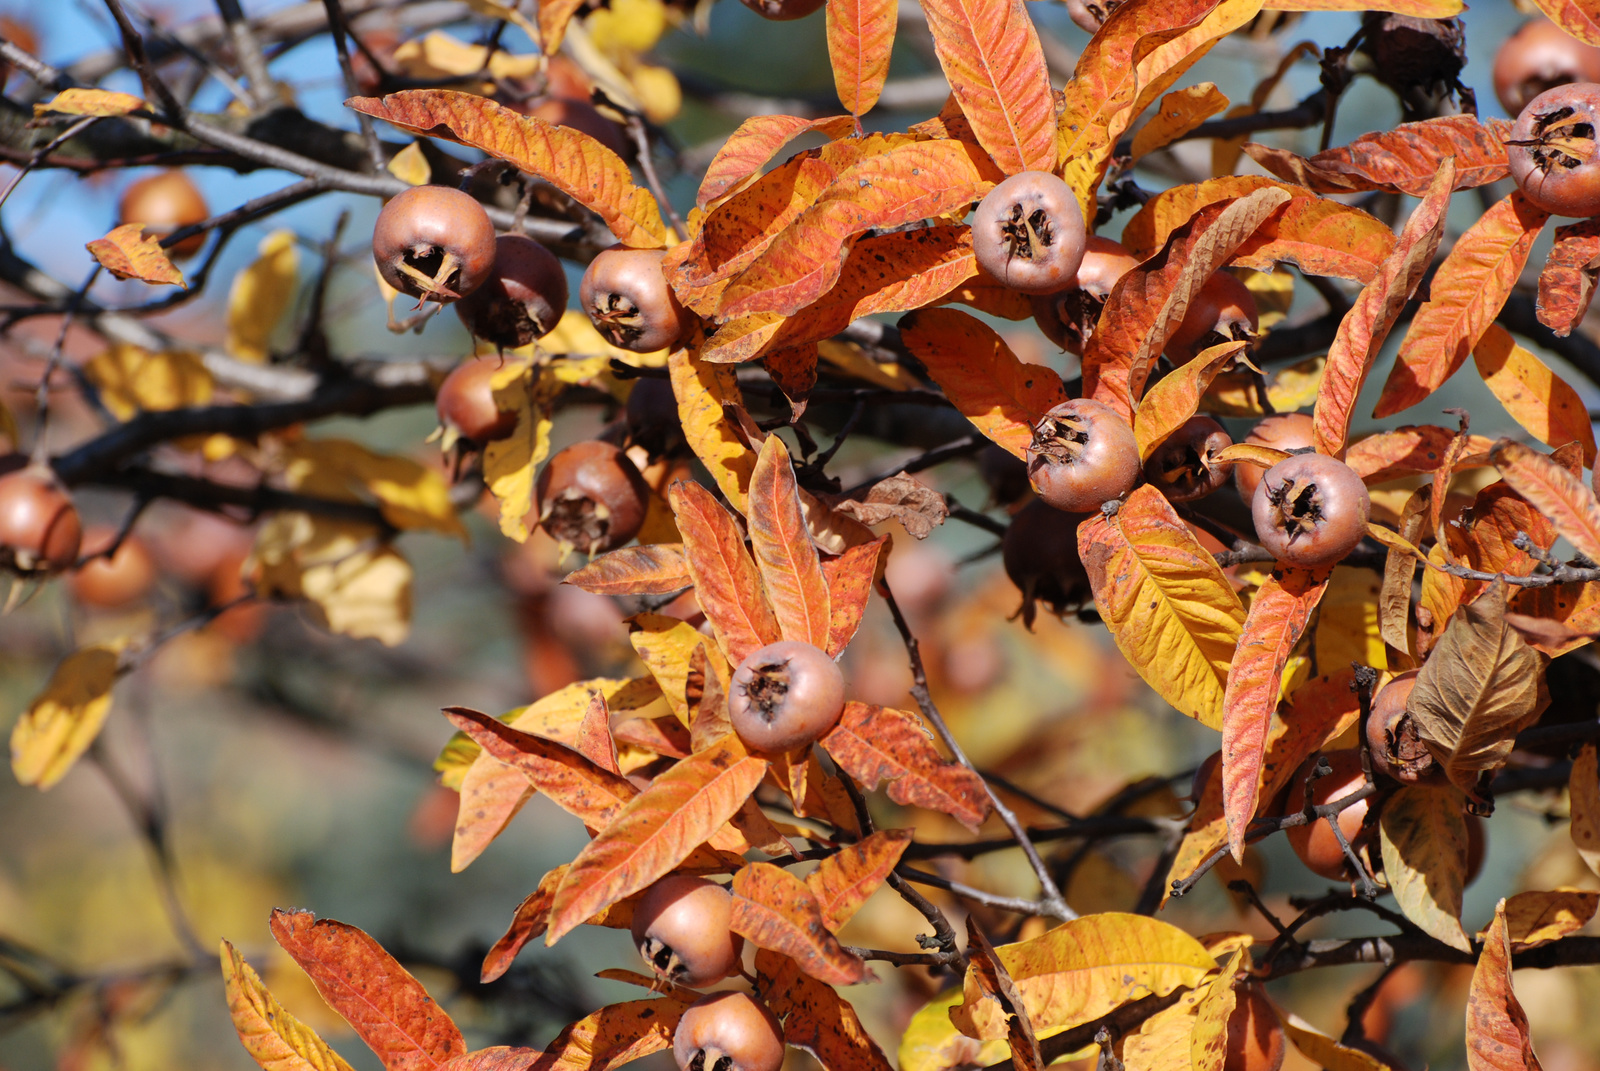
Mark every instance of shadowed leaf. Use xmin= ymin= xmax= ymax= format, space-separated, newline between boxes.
xmin=1489 ymin=889 xmax=1600 ymax=950
xmin=1574 ymin=744 xmax=1600 ymax=876
xmin=1379 ymin=783 xmax=1472 ymax=950
xmin=966 ymin=920 xmax=1042 ymax=1071
xmin=1473 ymin=326 xmax=1596 ymax=466
xmin=1466 ymin=901 xmax=1542 ymax=1071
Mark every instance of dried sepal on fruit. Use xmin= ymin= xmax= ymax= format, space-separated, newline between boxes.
xmin=727 ymin=640 xmax=845 ymax=753
xmin=535 ymin=441 xmax=652 ymax=556
xmin=1507 ymin=83 xmax=1600 ymax=217
xmin=454 ymin=234 xmax=569 ymax=349
xmin=971 ymin=171 xmax=1087 ymax=295
xmin=0 ymin=463 xmax=82 ymax=576
xmin=1024 ymin=399 xmax=1140 ymax=513
xmin=672 ymin=992 xmax=785 ymax=1071
xmin=580 ymin=246 xmax=689 ymax=353
xmin=1251 ymin=453 xmax=1370 ymax=567
xmin=371 ymin=184 xmax=497 ymax=303
xmin=630 ymin=874 xmax=744 ymax=987
xmin=1143 ymin=416 xmax=1232 ymax=503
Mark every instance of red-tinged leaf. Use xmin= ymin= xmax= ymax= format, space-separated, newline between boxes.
xmin=1467 ymin=900 xmax=1542 ymax=1071
xmin=1312 ymin=159 xmax=1455 ymax=456
xmin=1459 ymin=481 xmax=1558 ymax=586
xmin=546 ymin=735 xmax=769 ymax=943
xmin=667 ymin=479 xmax=782 ymax=664
xmin=757 ymin=950 xmax=893 ymax=1071
xmin=731 ymin=862 xmax=869 ymax=985
xmin=529 ymin=998 xmax=691 ymax=1071
xmin=716 ymin=141 xmax=994 ymax=320
xmin=1084 ymin=188 xmax=1292 ymax=418
xmin=820 ymin=536 xmax=886 ymax=657
xmin=1133 ymin=340 xmax=1247 ymax=460
xmin=702 ymin=227 xmax=978 ymax=365
xmin=749 ymin=437 xmax=831 ymax=648
xmin=481 ymin=868 xmax=566 ymax=983
xmin=1473 ymin=324 xmax=1597 ymax=465
xmin=1250 ymin=114 xmax=1508 ymax=196
xmin=820 ymin=701 xmax=991 ymax=830
xmin=696 ymin=115 xmax=859 ymax=210
xmin=828 ymin=0 xmax=896 ymax=117
xmin=347 ymin=91 xmax=666 ymax=248
xmin=575 ymin=693 xmax=620 ymax=775
xmin=1531 ymin=0 xmax=1600 ymax=45
xmin=1130 ymin=83 xmax=1230 ymax=161
xmin=1078 ymin=487 xmax=1247 ymax=730
xmin=444 ymin=708 xmax=638 ymax=828
xmin=451 ymin=750 xmax=534 ymax=873
xmin=536 ymin=0 xmax=584 ymax=52
xmin=1221 ymin=566 xmax=1331 ymax=859
xmin=1346 ymin=424 xmax=1495 ymax=483
xmin=919 ymin=0 xmax=1055 ymax=173
xmin=899 ymin=307 xmax=1067 ymax=458
xmin=1377 ymin=193 xmax=1549 ymax=418
xmin=86 ymin=224 xmax=186 ymax=287
xmin=440 ymin=1049 xmax=539 ymax=1071
xmin=1263 ymin=0 xmax=1461 ymax=12
xmin=966 ymin=920 xmax=1044 ymax=1071
xmin=1536 ymin=219 xmax=1600 ymax=336
xmin=269 ymin=909 xmax=465 ymax=1071
xmin=1490 ymin=438 xmax=1600 ymax=563
xmin=804 ymin=827 xmax=912 ymax=930
xmin=565 ymin=544 xmax=690 ymax=596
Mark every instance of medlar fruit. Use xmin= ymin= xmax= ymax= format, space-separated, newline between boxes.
xmin=118 ymin=169 xmax=209 ymax=259
xmin=437 ymin=356 xmax=519 ymax=444
xmin=1143 ymin=416 xmax=1232 ymax=503
xmin=673 ymin=992 xmax=785 ymax=1071
xmin=1165 ymin=271 xmax=1259 ymax=367
xmin=454 ymin=234 xmax=569 ymax=349
xmin=1025 ymin=399 xmax=1140 ymax=513
xmin=0 ymin=464 xmax=82 ymax=575
xmin=1494 ymin=19 xmax=1600 ymax=117
xmin=1251 ymin=453 xmax=1370 ymax=567
xmin=1031 ymin=236 xmax=1140 ymax=355
xmin=631 ymin=874 xmax=744 ymax=986
xmin=727 ymin=640 xmax=846 ymax=753
xmin=580 ymin=246 xmax=690 ymax=352
xmin=372 ymin=184 xmax=497 ymax=303
xmin=1284 ymin=749 xmax=1371 ymax=881
xmin=1507 ymin=83 xmax=1600 ymax=217
xmin=972 ymin=171 xmax=1087 ymax=295
xmin=535 ymin=441 xmax=652 ymax=555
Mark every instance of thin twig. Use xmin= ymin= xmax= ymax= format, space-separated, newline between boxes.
xmin=30 ymin=264 xmax=102 ymax=464
xmin=214 ymin=0 xmax=279 ymax=109
xmin=625 ymin=115 xmax=685 ymax=241
xmin=320 ymin=0 xmax=384 ymax=170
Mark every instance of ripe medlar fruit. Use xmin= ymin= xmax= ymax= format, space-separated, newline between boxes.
xmin=972 ymin=171 xmax=1087 ymax=295
xmin=1507 ymin=83 xmax=1600 ymax=217
xmin=118 ymin=169 xmax=209 ymax=259
xmin=1143 ymin=416 xmax=1232 ymax=503
xmin=437 ymin=356 xmax=519 ymax=444
xmin=454 ymin=234 xmax=568 ymax=349
xmin=1251 ymin=453 xmax=1370 ymax=567
xmin=1002 ymin=497 xmax=1091 ymax=629
xmin=1025 ymin=399 xmax=1141 ymax=512
xmin=580 ymin=247 xmax=690 ymax=352
xmin=1224 ymin=986 xmax=1286 ymax=1071
xmin=0 ymin=465 xmax=82 ymax=575
xmin=69 ymin=526 xmax=157 ymax=608
xmin=535 ymin=441 xmax=652 ymax=555
xmin=728 ymin=640 xmax=846 ymax=753
xmin=1032 ymin=237 xmax=1140 ymax=355
xmin=1165 ymin=271 xmax=1259 ymax=367
xmin=1494 ymin=20 xmax=1600 ymax=117
xmin=1285 ymin=749 xmax=1371 ymax=881
xmin=372 ymin=185 xmax=497 ymax=303
xmin=630 ymin=874 xmax=744 ymax=987
xmin=673 ymin=992 xmax=785 ymax=1071
xmin=1365 ymin=670 xmax=1441 ymax=784
xmin=1234 ymin=412 xmax=1315 ymax=504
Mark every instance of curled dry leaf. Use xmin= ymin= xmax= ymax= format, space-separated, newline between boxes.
xmin=730 ymin=862 xmax=869 ymax=985
xmin=824 ymin=473 xmax=949 ymax=539
xmin=1466 ymin=901 xmax=1542 ymax=1071
xmin=964 ymin=919 xmax=1043 ymax=1071
xmin=1485 ymin=889 xmax=1600 ymax=950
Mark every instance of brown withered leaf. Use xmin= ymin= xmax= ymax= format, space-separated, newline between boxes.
xmin=444 ymin=708 xmax=638 ymax=829
xmin=825 ymin=473 xmax=949 ymax=539
xmin=86 ymin=224 xmax=186 ymax=287
xmin=1466 ymin=901 xmax=1542 ymax=1071
xmin=756 ymin=949 xmax=893 ymax=1070
xmin=820 ymin=701 xmax=991 ymax=830
xmin=731 ymin=862 xmax=869 ymax=985
xmin=1407 ymin=581 xmax=1548 ymax=804
xmin=1381 ymin=487 xmax=1430 ymax=657
xmin=805 ymin=827 xmax=912 ymax=930
xmin=529 ymin=997 xmax=692 ymax=1071
xmin=696 ymin=114 xmax=858 ymax=210
xmin=667 ymin=479 xmax=781 ymax=664
xmin=965 ymin=919 xmax=1043 ymax=1071
xmin=564 ymin=545 xmax=690 ymax=596
xmin=546 ymin=735 xmax=767 ymax=943
xmin=1376 ymin=193 xmax=1549 ymax=418
xmin=1489 ymin=439 xmax=1600 ymax=564
xmin=1536 ymin=219 xmax=1600 ymax=336
xmin=1312 ymin=157 xmax=1454 ymax=457
xmin=1246 ymin=114 xmax=1508 ymax=196
xmin=269 ymin=910 xmax=465 ymax=1071
xmin=1487 ymin=889 xmax=1600 ymax=950
xmin=749 ymin=436 xmax=831 ymax=647
xmin=1502 ymin=612 xmax=1600 ymax=652
xmin=819 ymin=535 xmax=887 ymax=657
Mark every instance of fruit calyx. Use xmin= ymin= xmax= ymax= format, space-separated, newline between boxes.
xmin=1262 ymin=474 xmax=1329 ymax=544
xmin=1029 ymin=411 xmax=1094 ymax=467
xmin=1515 ymin=105 xmax=1598 ymax=173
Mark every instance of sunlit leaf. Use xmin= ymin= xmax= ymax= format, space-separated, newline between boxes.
xmin=668 ymin=479 xmax=782 ymax=663
xmin=565 ymin=544 xmax=691 ymax=596
xmin=731 ymin=862 xmax=868 ymax=985
xmin=805 ymin=827 xmax=912 ymax=930
xmin=695 ymin=114 xmax=858 ymax=210
xmin=86 ymin=223 xmax=185 ymax=287
xmin=1245 ymin=114 xmax=1505 ymax=196
xmin=828 ymin=0 xmax=895 ymax=116
xmin=1489 ymin=889 xmax=1600 ymax=950
xmin=820 ymin=701 xmax=990 ymax=831
xmin=221 ymin=940 xmax=356 ymax=1071
xmin=532 ymin=998 xmax=691 ymax=1071
xmin=1472 ymin=325 xmax=1597 ymax=466
xmin=84 ymin=343 xmax=212 ymax=419
xmin=759 ymin=949 xmax=894 ymax=1070
xmin=1466 ymin=900 xmax=1542 ymax=1071
xmin=10 ymin=643 xmax=124 ymax=790
xmin=1530 ymin=0 xmax=1600 ymax=45
xmin=749 ymin=436 xmax=831 ymax=647
xmin=227 ymin=230 xmax=299 ymax=364
xmin=919 ymin=0 xmax=1055 ymax=173
xmin=820 ymin=535 xmax=887 ymax=657
xmin=1536 ymin=219 xmax=1600 ymax=335
xmin=34 ymin=87 xmax=146 ymax=117
xmin=668 ymin=344 xmax=758 ymax=511
xmin=1490 ymin=438 xmax=1600 ymax=563
xmin=1131 ymin=83 xmax=1229 ymax=160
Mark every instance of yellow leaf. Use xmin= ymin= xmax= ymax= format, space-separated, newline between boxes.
xmin=220 ymin=940 xmax=356 ymax=1071
xmin=84 ymin=344 xmax=213 ymax=419
xmin=1474 ymin=323 xmax=1598 ymax=467
xmin=898 ymin=989 xmax=1009 ymax=1071
xmin=817 ymin=339 xmax=919 ymax=391
xmin=1130 ymin=84 xmax=1229 ymax=161
xmin=1124 ymin=983 xmax=1209 ymax=1071
xmin=251 ymin=515 xmax=412 ymax=646
xmin=34 ymin=87 xmax=146 ymax=118
xmin=1487 ymin=889 xmax=1600 ymax=949
xmin=86 ymin=223 xmax=186 ymax=288
xmin=391 ymin=31 xmax=542 ymax=84
xmin=1379 ymin=783 xmax=1472 ymax=951
xmin=282 ymin=439 xmax=466 ymax=539
xmin=1314 ymin=566 xmax=1387 ymax=675
xmin=10 ymin=643 xmax=125 ymax=789
xmin=631 ymin=64 xmax=682 ymax=125
xmin=1191 ymin=947 xmax=1244 ymax=1071
xmin=385 ymin=142 xmax=431 ymax=186
xmin=1280 ymin=1013 xmax=1394 ymax=1071
xmin=628 ymin=613 xmax=726 ymax=721
xmin=669 ymin=343 xmax=757 ymax=512
xmin=1237 ymin=267 xmax=1293 ymax=330
xmin=545 ymin=308 xmax=669 ymax=367
xmin=1201 ymin=356 xmax=1324 ymax=416
xmin=483 ymin=358 xmax=560 ymax=541
xmin=588 ymin=0 xmax=668 ymax=54
xmin=227 ymin=230 xmax=299 ymax=364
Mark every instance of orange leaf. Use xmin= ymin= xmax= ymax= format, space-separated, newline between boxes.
xmin=86 ymin=224 xmax=186 ymax=287
xmin=575 ymin=693 xmax=620 ymax=775
xmin=1536 ymin=219 xmax=1600 ymax=336
xmin=899 ymin=307 xmax=1067 ymax=459
xmin=695 ymin=115 xmax=859 ymax=210
xmin=1133 ymin=340 xmax=1247 ymax=460
xmin=451 ymin=750 xmax=534 ymax=872
xmin=1377 ymin=193 xmax=1549 ymax=418
xmin=1084 ymin=187 xmax=1291 ymax=418
xmin=805 ymin=827 xmax=912 ymax=930
xmin=820 ymin=701 xmax=991 ymax=830
xmin=828 ymin=0 xmax=896 ymax=117
xmin=1221 ymin=566 xmax=1331 ymax=859
xmin=667 ymin=479 xmax=782 ymax=664
xmin=716 ymin=141 xmax=994 ymax=320
xmin=1264 ymin=0 xmax=1460 ymax=11
xmin=1130 ymin=83 xmax=1229 ymax=161
xmin=1311 ymin=158 xmax=1455 ymax=457
xmin=731 ymin=862 xmax=869 ymax=985
xmin=1466 ymin=901 xmax=1541 ymax=1071
xmin=537 ymin=0 xmax=585 ymax=52
xmin=820 ymin=536 xmax=887 ymax=657
xmin=564 ymin=544 xmax=690 ymax=595
xmin=545 ymin=735 xmax=768 ymax=943
xmin=1457 ymin=480 xmax=1558 ymax=586
xmin=440 ymin=1050 xmax=538 ymax=1071
xmin=757 ymin=950 xmax=893 ymax=1070
xmin=269 ymin=909 xmax=465 ymax=1071
xmin=529 ymin=998 xmax=691 ymax=1071
xmin=965 ymin=919 xmax=1043 ymax=1071
xmin=221 ymin=939 xmax=357 ymax=1071
xmin=1530 ymin=0 xmax=1600 ymax=45
xmin=918 ymin=0 xmax=1055 ymax=173
xmin=1490 ymin=439 xmax=1600 ymax=563
xmin=1473 ymin=324 xmax=1597 ymax=466
xmin=480 ymin=867 xmax=566 ymax=983
xmin=347 ymin=91 xmax=666 ymax=248
xmin=1345 ymin=424 xmax=1495 ymax=483
xmin=1248 ymin=114 xmax=1507 ymax=196
xmin=444 ymin=708 xmax=638 ymax=828
xmin=1231 ymin=195 xmax=1396 ymax=284
xmin=749 ymin=437 xmax=831 ymax=648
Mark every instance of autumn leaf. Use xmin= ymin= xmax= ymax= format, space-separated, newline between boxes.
xmin=827 ymin=0 xmax=895 ymax=116
xmin=565 ymin=544 xmax=691 ymax=596
xmin=444 ymin=708 xmax=639 ymax=828
xmin=1131 ymin=83 xmax=1229 ymax=160
xmin=1489 ymin=889 xmax=1600 ymax=950
xmin=1079 ymin=488 xmax=1246 ymax=730
xmin=820 ymin=701 xmax=991 ymax=830
xmin=1246 ymin=114 xmax=1506 ymax=196
xmin=668 ymin=479 xmax=781 ymax=663
xmin=758 ymin=949 xmax=894 ymax=1070
xmin=450 ymin=749 xmax=535 ymax=872
xmin=695 ymin=114 xmax=858 ymax=210
xmin=899 ymin=308 xmax=1067 ymax=458
xmin=222 ymin=940 xmax=357 ymax=1071
xmin=82 ymin=345 xmax=212 ymax=422
xmin=1191 ymin=947 xmax=1245 ymax=1071
xmin=481 ymin=358 xmax=556 ymax=541
xmin=825 ymin=473 xmax=947 ymax=538
xmin=630 ymin=613 xmax=726 ymax=722
xmin=1489 ymin=439 xmax=1600 ymax=563
xmin=529 ymin=998 xmax=691 ymax=1071
xmin=730 ymin=862 xmax=868 ymax=985
xmin=348 ymin=91 xmax=666 ymax=248
xmin=86 ymin=223 xmax=186 ymax=287
xmin=749 ymin=436 xmax=831 ymax=648
xmin=1312 ymin=158 xmax=1454 ymax=456
xmin=805 ymin=828 xmax=912 ymax=930
xmin=34 ymin=87 xmax=146 ymax=117
xmin=1570 ymin=743 xmax=1600 ymax=876
xmin=1122 ymin=981 xmax=1208 ymax=1071
xmin=1536 ymin=218 xmax=1600 ymax=335
xmin=1466 ymin=901 xmax=1542 ymax=1071
xmin=10 ymin=642 xmax=124 ymax=790
xmin=227 ymin=230 xmax=299 ymax=364
xmin=965 ymin=920 xmax=1043 ymax=1071
xmin=481 ymin=868 xmax=565 ymax=983
xmin=1346 ymin=424 xmax=1494 ymax=483
xmin=1222 ymin=566 xmax=1331 ymax=859
xmin=820 ymin=535 xmax=887 ymax=657
xmin=668 ymin=344 xmax=758 ymax=510
xmin=1379 ymin=783 xmax=1472 ymax=951
xmin=1530 ymin=0 xmax=1600 ymax=45
xmin=545 ymin=735 xmax=767 ymax=943
xmin=1472 ymin=326 xmax=1596 ymax=466
xmin=1279 ymin=1013 xmax=1395 ymax=1071
xmin=1133 ymin=340 xmax=1248 ymax=460
xmin=269 ymin=909 xmax=465 ymax=1071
